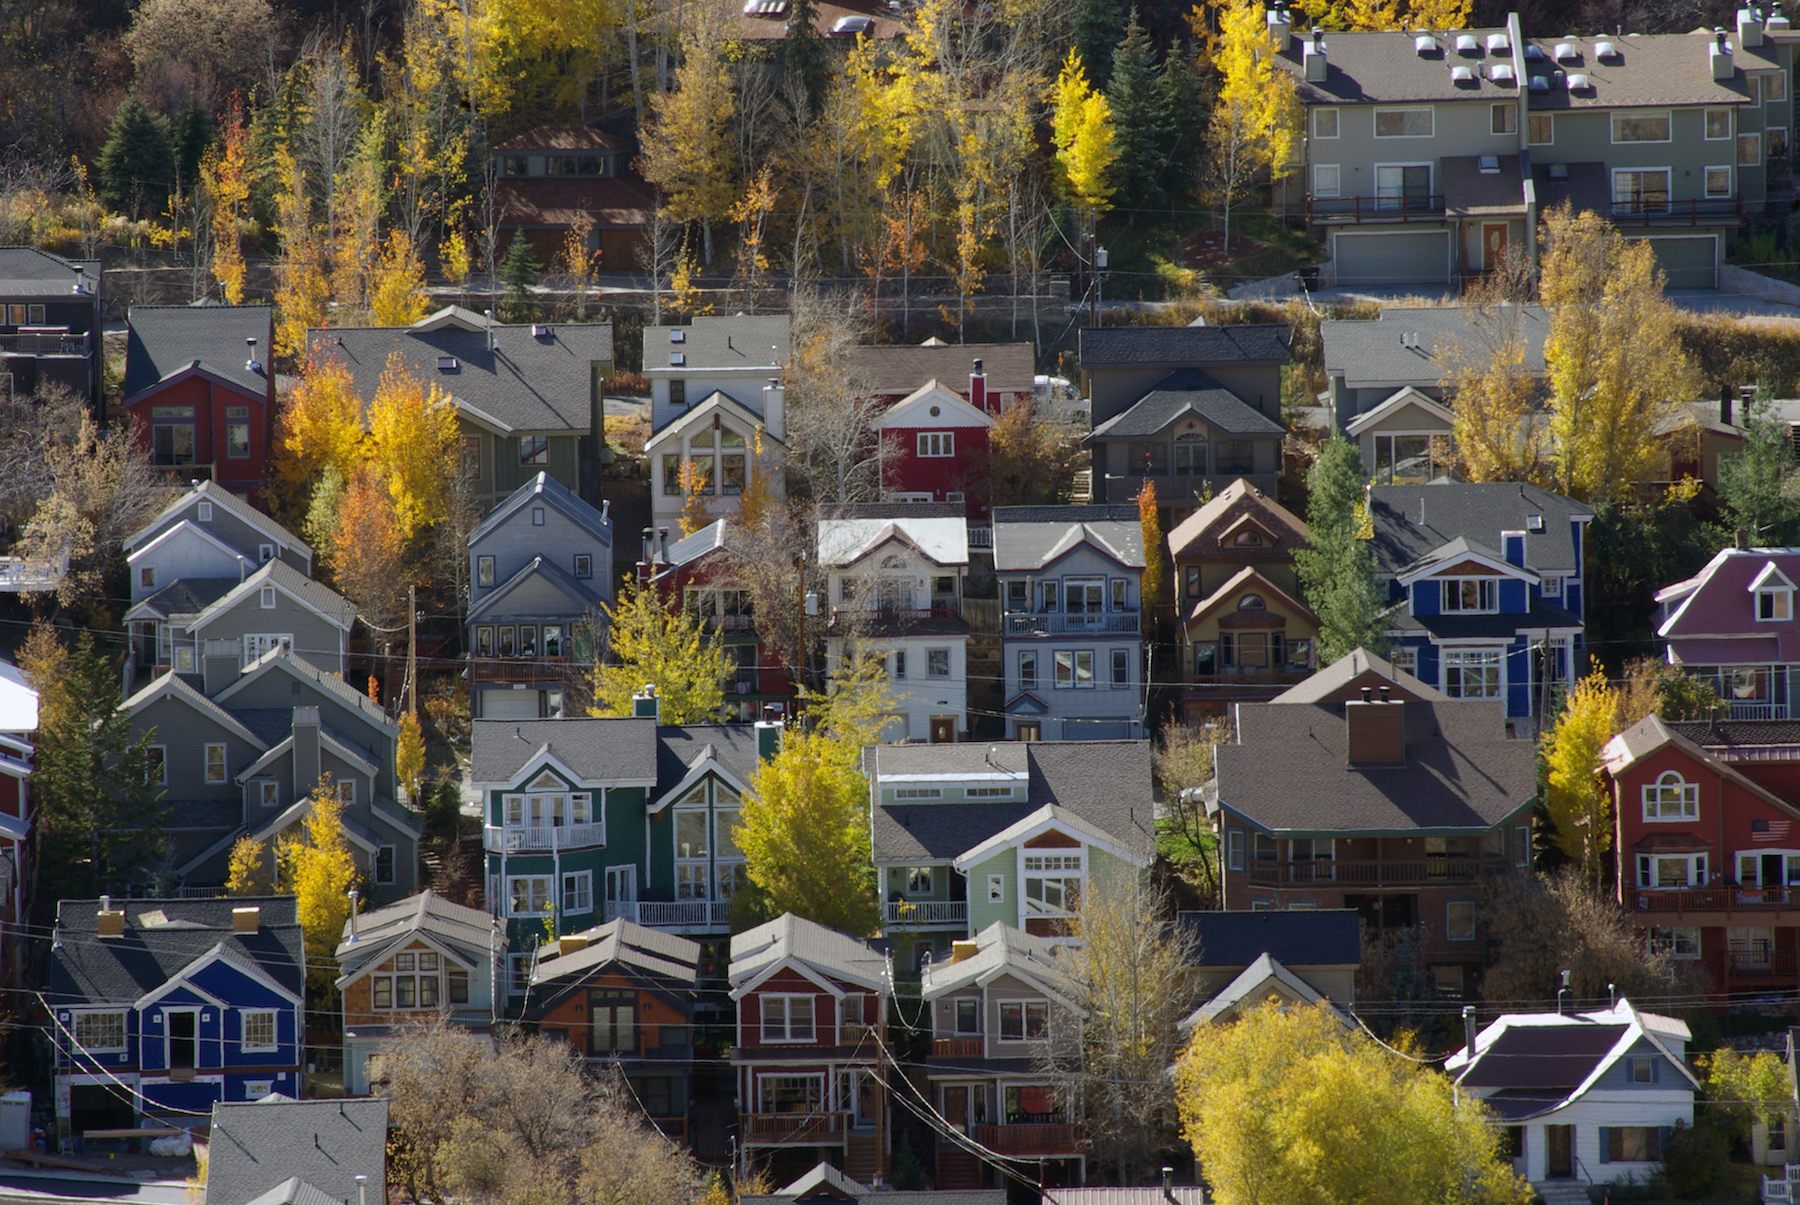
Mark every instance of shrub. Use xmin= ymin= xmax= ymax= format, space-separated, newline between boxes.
xmin=1661 ymin=1119 xmax=1729 ymax=1199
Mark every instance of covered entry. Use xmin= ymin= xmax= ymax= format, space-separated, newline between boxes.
xmin=1331 ymin=230 xmax=1453 ymax=287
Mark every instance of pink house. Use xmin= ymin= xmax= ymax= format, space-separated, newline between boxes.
xmin=1656 ymin=547 xmax=1800 ymax=719
xmin=876 ymin=380 xmax=994 ymax=518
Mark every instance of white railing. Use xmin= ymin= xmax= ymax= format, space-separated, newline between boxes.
xmin=603 ymin=900 xmax=734 ymax=927
xmin=967 ymin=525 xmax=993 ymax=549
xmin=483 ymin=822 xmax=606 ymax=852
xmin=1763 ymin=1163 xmax=1800 ymax=1203
xmin=1731 ymin=701 xmax=1787 ymax=720
xmin=1003 ymin=611 xmax=1141 ymax=636
xmin=0 ymin=549 xmax=69 ymax=593
xmin=884 ymin=900 xmax=969 ymax=925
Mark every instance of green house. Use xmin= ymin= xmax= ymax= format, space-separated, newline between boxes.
xmin=867 ymin=741 xmax=1154 ymax=969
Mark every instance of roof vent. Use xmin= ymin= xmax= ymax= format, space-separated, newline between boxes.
xmin=1478 ymin=155 xmax=1500 ymax=173
xmin=1527 ymin=514 xmax=1545 ymax=531
xmin=669 ymin=328 xmax=686 ymax=343
xmin=1529 ymin=74 xmax=1549 ymax=89
xmin=1451 ymin=64 xmax=1476 ymax=81
xmin=670 ymin=352 xmax=686 ymax=367
xmin=1525 ymin=43 xmax=1545 ymax=58
xmin=436 ymin=356 xmax=459 ymax=371
xmin=1567 ymin=72 xmax=1591 ymax=89
xmin=830 ymin=14 xmax=873 ymax=34
xmin=1414 ymin=33 xmax=1436 ymax=53
xmin=233 ymin=906 xmax=261 ymax=933
xmin=1769 ymin=2 xmax=1790 ymax=31
xmin=531 ymin=324 xmax=551 ymax=338
xmin=1487 ymin=32 xmax=1511 ymax=52
xmin=1455 ymin=33 xmax=1479 ymax=52
xmin=1548 ymin=162 xmax=1569 ymax=180
xmin=1594 ymin=39 xmax=1619 ymax=58
xmin=97 ymin=906 xmax=125 ymax=938
xmin=1554 ymin=41 xmax=1578 ymax=61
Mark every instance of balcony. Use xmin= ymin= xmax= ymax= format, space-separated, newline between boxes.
xmin=587 ymin=1026 xmax=693 ymax=1060
xmin=1093 ymin=470 xmax=1280 ymax=507
xmin=1003 ymin=611 xmax=1140 ymax=637
xmin=838 ymin=1023 xmax=876 ymax=1048
xmin=1632 ymin=886 xmax=1800 ymax=914
xmin=0 ymin=551 xmax=68 ymax=593
xmin=471 ymin=655 xmax=573 ymax=684
xmin=974 ymin=1123 xmax=1081 ymax=1156
xmin=1609 ymin=198 xmax=1744 ymax=227
xmin=603 ymin=899 xmax=734 ymax=928
xmin=1306 ymin=194 xmax=1445 ymax=224
xmin=932 ymin=1038 xmax=983 ymax=1059
xmin=830 ymin=605 xmax=963 ymax=628
xmin=0 ymin=331 xmax=88 ymax=356
xmin=742 ymin=1111 xmax=848 ymax=1145
xmin=483 ymin=821 xmax=606 ymax=852
xmin=884 ymin=900 xmax=968 ymax=927
xmin=1728 ymin=701 xmax=1787 ymax=720
xmin=1246 ymin=858 xmax=1510 ymax=887
xmin=968 ymin=525 xmax=992 ymax=550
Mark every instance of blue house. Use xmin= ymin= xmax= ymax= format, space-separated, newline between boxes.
xmin=49 ymin=896 xmax=305 ymax=1136
xmin=1365 ymin=483 xmax=1591 ymax=725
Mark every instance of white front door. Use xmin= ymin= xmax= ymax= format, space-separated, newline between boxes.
xmin=605 ymin=867 xmax=637 ymax=920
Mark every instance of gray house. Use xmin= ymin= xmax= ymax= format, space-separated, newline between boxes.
xmin=1274 ymin=10 xmax=1791 ymax=288
xmin=468 ymin=471 xmax=614 ymax=720
xmin=992 ymin=505 xmax=1145 ymax=741
xmin=0 ymin=247 xmax=102 ymax=407
xmin=310 ymin=306 xmax=614 ymax=507
xmin=126 ymin=481 xmax=313 ymax=594
xmin=206 ymin=1097 xmax=389 ymax=1205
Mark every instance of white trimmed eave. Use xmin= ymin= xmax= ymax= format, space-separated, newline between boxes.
xmin=730 ymin=957 xmax=849 ymax=1002
xmin=649 ymin=758 xmax=751 ymax=815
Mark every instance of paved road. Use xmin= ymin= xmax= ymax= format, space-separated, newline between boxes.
xmin=0 ymin=1171 xmax=190 ymax=1205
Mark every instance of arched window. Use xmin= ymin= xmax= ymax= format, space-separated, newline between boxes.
xmin=1238 ymin=594 xmax=1266 ymax=611
xmin=1642 ymin=770 xmax=1698 ymax=821
xmin=1233 ymin=530 xmax=1263 ymax=547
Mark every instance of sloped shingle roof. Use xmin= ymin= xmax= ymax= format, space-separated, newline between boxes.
xmin=50 ymin=896 xmax=304 ymax=1006
xmin=124 ymin=305 xmax=274 ymax=401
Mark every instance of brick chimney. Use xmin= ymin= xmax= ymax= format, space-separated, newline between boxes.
xmin=1346 ymin=688 xmax=1406 ymax=765
xmin=969 ymin=359 xmax=988 ymax=412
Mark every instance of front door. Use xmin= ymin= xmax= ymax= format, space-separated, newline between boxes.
xmin=1482 ymin=223 xmax=1508 ymax=268
xmin=1547 ymin=1125 xmax=1574 ymax=1178
xmin=930 ymin=716 xmax=956 ymax=744
xmin=605 ymin=866 xmax=637 ymax=921
xmin=943 ymin=1086 xmax=970 ymax=1133
xmin=168 ymin=1010 xmax=197 ymax=1076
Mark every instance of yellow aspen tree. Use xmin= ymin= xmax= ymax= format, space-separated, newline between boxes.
xmin=271 ymin=145 xmax=330 ymax=360
xmin=204 ymin=103 xmax=252 ymax=305
xmin=1542 ymin=662 xmax=1622 ymax=876
xmin=397 ymin=714 xmax=425 ymax=804
xmin=676 ymin=458 xmax=713 ymax=536
xmin=370 ymin=229 xmax=429 ymax=326
xmin=734 ymin=427 xmax=779 ymax=532
xmin=1404 ymin=0 xmax=1473 ymax=27
xmin=1139 ymin=479 xmax=1170 ymax=611
xmin=277 ymin=781 xmax=363 ymax=995
xmin=1206 ymin=0 xmax=1302 ymax=252
xmin=226 ymin=836 xmax=274 ymax=895
xmin=282 ymin=356 xmax=367 ymax=484
xmin=637 ymin=6 xmax=738 ymax=264
xmin=367 ymin=351 xmax=459 ymax=537
xmin=332 ymin=116 xmax=386 ymax=316
xmin=1051 ymin=51 xmax=1117 ymax=218
xmin=589 ymin=583 xmax=727 ymax=723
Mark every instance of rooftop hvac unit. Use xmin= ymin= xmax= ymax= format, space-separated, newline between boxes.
xmin=1415 ymin=33 xmax=1436 ymax=53
xmin=1554 ymin=41 xmax=1579 ymax=61
xmin=1567 ymin=72 xmax=1591 ymax=88
xmin=1595 ymin=39 xmax=1619 ymax=57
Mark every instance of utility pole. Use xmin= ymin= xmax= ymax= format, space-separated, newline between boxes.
xmin=407 ymin=583 xmax=418 ymax=720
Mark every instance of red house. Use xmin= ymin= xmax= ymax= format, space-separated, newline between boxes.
xmin=1602 ymin=714 xmax=1800 ymax=999
xmin=123 ymin=306 xmax=276 ymax=504
xmin=729 ymin=914 xmax=892 ymax=1186
xmin=876 ymin=380 xmax=994 ymax=518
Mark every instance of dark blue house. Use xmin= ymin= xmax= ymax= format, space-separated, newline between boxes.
xmin=49 ymin=896 xmax=305 ymax=1136
xmin=1366 ymin=483 xmax=1592 ymax=726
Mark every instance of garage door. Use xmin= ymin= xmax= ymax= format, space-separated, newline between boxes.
xmin=1629 ymin=235 xmax=1718 ymax=289
xmin=1332 ymin=230 xmax=1452 ymax=287
xmin=479 ymin=689 xmax=542 ymax=720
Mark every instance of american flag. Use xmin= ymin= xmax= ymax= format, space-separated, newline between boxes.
xmin=1753 ymin=819 xmax=1793 ymax=843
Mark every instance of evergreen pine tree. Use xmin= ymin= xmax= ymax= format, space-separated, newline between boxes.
xmin=1718 ymin=384 xmax=1800 ymax=545
xmin=780 ymin=0 xmax=831 ymax=118
xmin=1073 ymin=0 xmax=1126 ymax=87
xmin=1105 ymin=11 xmax=1164 ymax=218
xmin=501 ymin=230 xmax=542 ymax=316
xmin=171 ymin=103 xmax=217 ymax=195
xmin=1294 ymin=436 xmax=1391 ymax=662
xmin=96 ymin=98 xmax=175 ymax=218
xmin=1153 ymin=42 xmax=1206 ymax=212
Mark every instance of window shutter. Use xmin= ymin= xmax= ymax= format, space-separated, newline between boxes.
xmin=1598 ymin=1127 xmax=1611 ymax=1163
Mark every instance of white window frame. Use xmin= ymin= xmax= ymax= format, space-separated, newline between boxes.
xmin=1769 ymin=72 xmax=1789 ymax=102
xmin=1373 ymin=162 xmax=1433 ymax=210
xmin=917 ymin=432 xmax=954 ymax=458
xmin=1313 ymin=107 xmax=1339 ymax=138
xmin=1514 ymin=824 xmax=1531 ymax=868
xmin=205 ymin=743 xmax=228 ymax=784
xmin=905 ymin=866 xmax=934 ymax=896
xmin=148 ymin=745 xmax=168 ymax=786
xmin=337 ymin=779 xmax=356 ymax=805
xmin=240 ymin=1008 xmax=278 ymax=1052
xmin=1440 ymin=577 xmax=1498 ymax=614
xmin=1442 ymin=649 xmax=1502 ymax=700
xmin=259 ymin=585 xmax=277 ymax=609
xmin=1227 ymin=829 xmax=1245 ymax=871
xmin=507 ymin=874 xmax=553 ymax=916
xmin=257 ymin=780 xmax=279 ymax=808
xmin=197 ymin=500 xmax=213 ymax=523
xmin=894 ymin=787 xmax=941 ymax=800
xmin=1642 ymin=770 xmax=1699 ymax=821
xmin=1313 ymin=164 xmax=1341 ymax=198
xmin=1636 ymin=852 xmax=1707 ymax=888
xmin=1023 ymin=852 xmax=1083 ymax=919
xmin=477 ymin=555 xmax=496 ymax=587
xmin=1650 ymin=926 xmax=1701 ymax=959
xmin=1740 ymin=133 xmax=1763 ymax=167
xmin=1613 ymin=168 xmax=1671 ymax=215
xmin=374 ymin=844 xmax=395 ymax=885
xmin=140 ymin=566 xmax=156 ymax=590
xmin=72 ymin=1010 xmax=128 ymax=1054
xmin=1704 ymin=165 xmax=1733 ymax=199
xmin=562 ymin=869 xmax=593 ymax=915
xmin=1706 ymin=107 xmax=1734 ymax=140
xmin=1373 ymin=107 xmax=1434 ymax=138
xmin=761 ymin=994 xmax=816 ymax=1043
xmin=1610 ymin=110 xmax=1672 ymax=143
xmin=1749 ymin=76 xmax=1764 ymax=106
xmin=257 ymin=543 xmax=274 ymax=563
xmin=1758 ymin=588 xmax=1793 ymax=622
xmin=987 ymin=874 xmax=1004 ymax=903
xmin=998 ymin=1000 xmax=1051 ymax=1041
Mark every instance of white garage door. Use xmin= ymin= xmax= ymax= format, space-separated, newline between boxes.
xmin=1628 ymin=235 xmax=1719 ymax=290
xmin=1332 ymin=230 xmax=1452 ymax=287
xmin=479 ymin=689 xmax=542 ymax=720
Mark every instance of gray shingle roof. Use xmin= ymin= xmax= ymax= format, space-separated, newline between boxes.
xmin=124 ymin=305 xmax=275 ymax=401
xmin=1523 ymin=31 xmax=1769 ymax=110
xmin=1177 ymin=908 xmax=1361 ymax=968
xmin=991 ymin=505 xmax=1144 ymax=572
xmin=465 ymin=556 xmax=606 ymax=623
xmin=309 ymin=321 xmax=613 ymax=435
xmin=729 ymin=913 xmax=891 ymax=991
xmin=919 ymin=921 xmax=1071 ymax=999
xmin=657 ymin=519 xmax=754 ymax=573
xmin=1321 ymin=306 xmax=1549 ymax=390
xmin=1085 ymin=369 xmax=1286 ymax=441
xmin=1214 ymin=700 xmax=1537 ymax=835
xmin=50 ymin=896 xmax=304 ymax=1006
xmin=655 ymin=724 xmax=769 ymax=796
xmin=126 ymin=481 xmax=312 ymax=559
xmin=470 ymin=716 xmax=659 ymax=785
xmin=219 ymin=649 xmax=397 ymax=733
xmin=1367 ymin=482 xmax=1591 ymax=576
xmin=1078 ymin=324 xmax=1291 ymax=368
xmin=645 ymin=315 xmax=790 ymax=374
xmin=1386 ymin=595 xmax=1584 ymax=638
xmin=1270 ymin=647 xmax=1449 ymax=704
xmin=469 ymin=471 xmax=613 ymax=548
xmin=845 ymin=341 xmax=1036 ymax=395
xmin=191 ymin=559 xmax=355 ymax=633
xmin=0 ymin=246 xmax=99 ymax=295
xmin=206 ymin=1098 xmax=388 ymax=1205
xmin=130 ymin=577 xmax=238 ymax=622
xmin=240 ymin=1178 xmax=346 ymax=1205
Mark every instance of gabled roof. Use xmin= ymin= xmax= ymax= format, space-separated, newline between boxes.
xmin=643 ymin=315 xmax=790 ymax=377
xmin=123 ymin=576 xmax=239 ymax=624
xmin=874 ymin=380 xmax=995 ymax=430
xmin=645 ymin=388 xmax=786 ymax=445
xmin=728 ymin=913 xmax=891 ymax=998
xmin=125 ymin=481 xmax=311 ymax=560
xmin=1166 ymin=478 xmax=1309 ymax=558
xmin=1657 ymin=548 xmax=1800 ymax=655
xmin=0 ymin=246 xmax=99 ymax=296
xmin=1321 ymin=306 xmax=1549 ymax=390
xmin=240 ymin=1178 xmax=346 ymax=1205
xmin=1447 ymin=998 xmax=1698 ymax=1120
xmin=214 ymin=648 xmax=398 ymax=734
xmin=124 ymin=305 xmax=274 ymax=401
xmin=470 ymin=471 xmax=613 ymax=549
xmin=136 ymin=940 xmax=304 ymax=1010
xmin=1084 ymin=369 xmax=1285 ymax=442
xmin=1078 ymin=324 xmax=1291 ymax=368
xmin=495 ymin=125 xmax=629 ymax=152
xmin=653 ymin=519 xmax=755 ymax=578
xmin=466 ymin=555 xmax=606 ymax=624
xmin=1181 ymin=952 xmax=1355 ymax=1029
xmin=336 ymin=889 xmax=499 ymax=963
xmin=206 ymin=1098 xmax=388 ymax=1205
xmin=1177 ymin=908 xmax=1363 ymax=969
xmin=1269 ymin=647 xmax=1449 ymax=704
xmin=1343 ymin=386 xmax=1457 ymax=438
xmin=1395 ymin=535 xmax=1539 ymax=586
xmin=845 ymin=341 xmax=1035 ymax=397
xmin=1602 ymin=714 xmax=1800 ymax=821
xmin=185 ymin=559 xmax=355 ymax=634
xmin=530 ymin=918 xmax=700 ymax=997
xmin=951 ymin=803 xmax=1152 ymax=871
xmin=1181 ymin=564 xmax=1319 ymax=631
xmin=127 ymin=518 xmax=258 ymax=574
xmin=49 ymin=896 xmax=304 ymax=1008
xmin=991 ymin=505 xmax=1145 ymax=573
xmin=1214 ymin=700 xmax=1536 ymax=836
xmin=123 ymin=671 xmax=271 ymax=749
xmin=308 ymin=318 xmax=613 ymax=436
xmin=919 ymin=921 xmax=1073 ymax=1005
xmin=1366 ymin=482 xmax=1592 ymax=577
xmin=817 ymin=514 xmax=969 ymax=569
xmin=470 ymin=717 xmax=659 ymax=787
xmin=650 ymin=724 xmax=769 ymax=812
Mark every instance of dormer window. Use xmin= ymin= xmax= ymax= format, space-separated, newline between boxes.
xmin=1642 ymin=770 xmax=1698 ymax=821
xmin=1441 ymin=578 xmax=1498 ymax=613
xmin=1760 ymin=589 xmax=1792 ymax=621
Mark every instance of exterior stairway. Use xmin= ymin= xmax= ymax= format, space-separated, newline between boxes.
xmin=935 ymin=1149 xmax=981 ymax=1190
xmin=844 ymin=1133 xmax=884 ymax=1186
xmin=1533 ymin=1180 xmax=1590 ymax=1205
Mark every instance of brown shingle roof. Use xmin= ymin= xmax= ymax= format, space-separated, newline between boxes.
xmin=495 ymin=126 xmax=628 ymax=152
xmin=846 ymin=341 xmax=1037 ymax=396
xmin=494 ymin=177 xmax=655 ymax=230
xmin=1522 ymin=31 xmax=1765 ymax=109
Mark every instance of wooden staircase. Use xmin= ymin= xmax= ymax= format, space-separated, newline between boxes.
xmin=844 ymin=1133 xmax=885 ymax=1185
xmin=935 ymin=1148 xmax=981 ymax=1190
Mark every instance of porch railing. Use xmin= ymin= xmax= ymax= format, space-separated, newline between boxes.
xmin=1633 ymin=887 xmax=1800 ymax=913
xmin=1246 ymin=858 xmax=1511 ymax=887
xmin=603 ymin=899 xmax=735 ymax=927
xmin=932 ymin=1037 xmax=983 ymax=1058
xmin=483 ymin=821 xmax=606 ymax=852
xmin=974 ymin=1123 xmax=1081 ymax=1155
xmin=1003 ymin=611 xmax=1141 ymax=637
xmin=883 ymin=900 xmax=968 ymax=926
xmin=741 ymin=1111 xmax=848 ymax=1144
